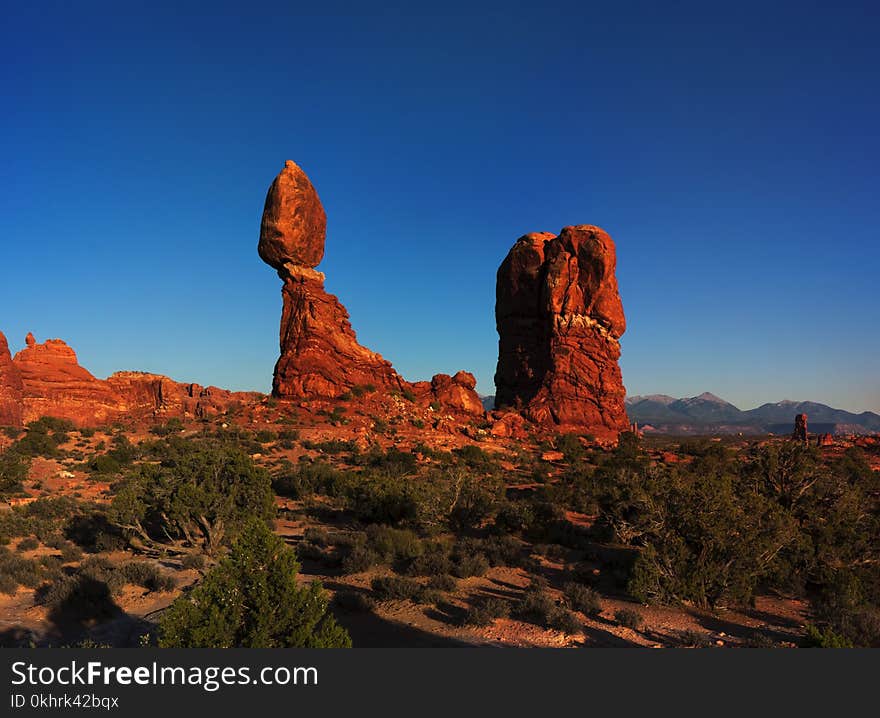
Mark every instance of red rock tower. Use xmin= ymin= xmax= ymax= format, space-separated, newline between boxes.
xmin=793 ymin=413 xmax=808 ymax=444
xmin=494 ymin=225 xmax=629 ymax=440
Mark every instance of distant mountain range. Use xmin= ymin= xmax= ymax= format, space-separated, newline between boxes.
xmin=626 ymin=392 xmax=880 ymax=435
xmin=479 ymin=391 xmax=880 ymax=435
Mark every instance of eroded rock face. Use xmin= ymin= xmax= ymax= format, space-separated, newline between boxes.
xmin=0 ymin=331 xmax=23 ymax=427
xmin=273 ymin=265 xmax=404 ymax=398
xmin=494 ymin=225 xmax=628 ymax=439
xmin=261 ymin=160 xmax=483 ymax=416
xmin=2 ymin=333 xmax=259 ymax=427
xmin=13 ymin=337 xmax=125 ymax=425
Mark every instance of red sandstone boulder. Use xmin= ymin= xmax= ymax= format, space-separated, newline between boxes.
xmin=0 ymin=331 xmax=23 ymax=427
xmin=489 ymin=411 xmax=529 ymax=439
xmin=258 ymin=160 xmax=327 ymax=271
xmin=427 ymin=371 xmax=484 ymax=415
xmin=494 ymin=225 xmax=629 ymax=440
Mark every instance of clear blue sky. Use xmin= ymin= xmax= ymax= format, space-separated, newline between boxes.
xmin=2 ymin=1 xmax=878 ymax=413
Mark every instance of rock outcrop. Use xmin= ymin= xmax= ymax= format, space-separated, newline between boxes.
xmin=793 ymin=413 xmax=808 ymax=443
xmin=260 ymin=160 xmax=483 ymax=416
xmin=0 ymin=331 xmax=23 ymax=427
xmin=494 ymin=225 xmax=628 ymax=439
xmin=0 ymin=333 xmax=260 ymax=427
xmin=13 ymin=337 xmax=125 ymax=425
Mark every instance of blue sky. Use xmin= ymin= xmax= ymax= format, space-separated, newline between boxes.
xmin=2 ymin=1 xmax=878 ymax=413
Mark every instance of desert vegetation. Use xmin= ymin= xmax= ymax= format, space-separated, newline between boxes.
xmin=0 ymin=410 xmax=878 ymax=648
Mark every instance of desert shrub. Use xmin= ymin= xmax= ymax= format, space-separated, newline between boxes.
xmin=417 ymin=589 xmax=443 ymax=605
xmin=16 ymin=536 xmax=39 ymax=552
xmin=159 ymin=519 xmax=349 ymax=648
xmin=449 ymin=475 xmax=503 ymax=532
xmin=677 ymin=629 xmax=713 ymax=648
xmin=452 ymin=552 xmax=489 ymax=579
xmin=365 ymin=447 xmax=418 ymax=477
xmin=366 ymin=525 xmax=423 ymax=562
xmin=452 ymin=444 xmax=497 ymax=470
xmin=109 ymin=439 xmax=275 ymax=554
xmin=272 ymin=461 xmax=352 ymax=500
xmin=149 ymin=418 xmax=184 ymax=437
xmin=804 ymin=624 xmax=854 ymax=648
xmin=59 ymin=543 xmax=83 ymax=563
xmin=12 ymin=418 xmax=73 ymax=458
xmin=339 ymin=543 xmax=380 ymax=574
xmin=64 ymin=510 xmax=123 ymax=552
xmin=0 ymin=574 xmax=18 ymax=595
xmin=556 ymin=433 xmax=587 ymax=462
xmin=564 ymin=582 xmax=602 ymax=617
xmin=254 ymin=430 xmax=277 ymax=444
xmin=181 ymin=552 xmax=206 ymax=571
xmin=78 ymin=556 xmax=127 ymax=594
xmin=0 ymin=450 xmax=29 ymax=496
xmin=476 ymin=535 xmax=522 ymax=567
xmin=402 ymin=542 xmax=453 ymax=576
xmin=351 ymin=384 xmax=376 ymax=397
xmin=494 ymin=501 xmax=536 ymax=535
xmin=517 ymin=583 xmax=556 ymax=625
xmin=335 ymin=590 xmax=375 ymax=613
xmin=119 ymin=561 xmax=176 ymax=592
xmin=614 ymin=608 xmax=644 ymax=630
xmin=428 ymin=574 xmax=457 ymax=592
xmin=0 ymin=547 xmax=45 ymax=590
xmin=551 ymin=608 xmax=582 ymax=634
xmin=371 ymin=576 xmax=423 ymax=601
xmin=463 ymin=597 xmax=510 ymax=627
xmin=401 ymin=388 xmax=416 ymax=402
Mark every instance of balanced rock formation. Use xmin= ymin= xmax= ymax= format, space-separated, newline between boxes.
xmin=260 ymin=160 xmax=483 ymax=416
xmin=0 ymin=332 xmax=260 ymax=427
xmin=0 ymin=331 xmax=23 ymax=427
xmin=494 ymin=225 xmax=628 ymax=439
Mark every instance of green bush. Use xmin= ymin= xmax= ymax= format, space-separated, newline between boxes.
xmin=109 ymin=439 xmax=275 ymax=554
xmin=159 ymin=519 xmax=350 ymax=648
xmin=804 ymin=624 xmax=854 ymax=648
